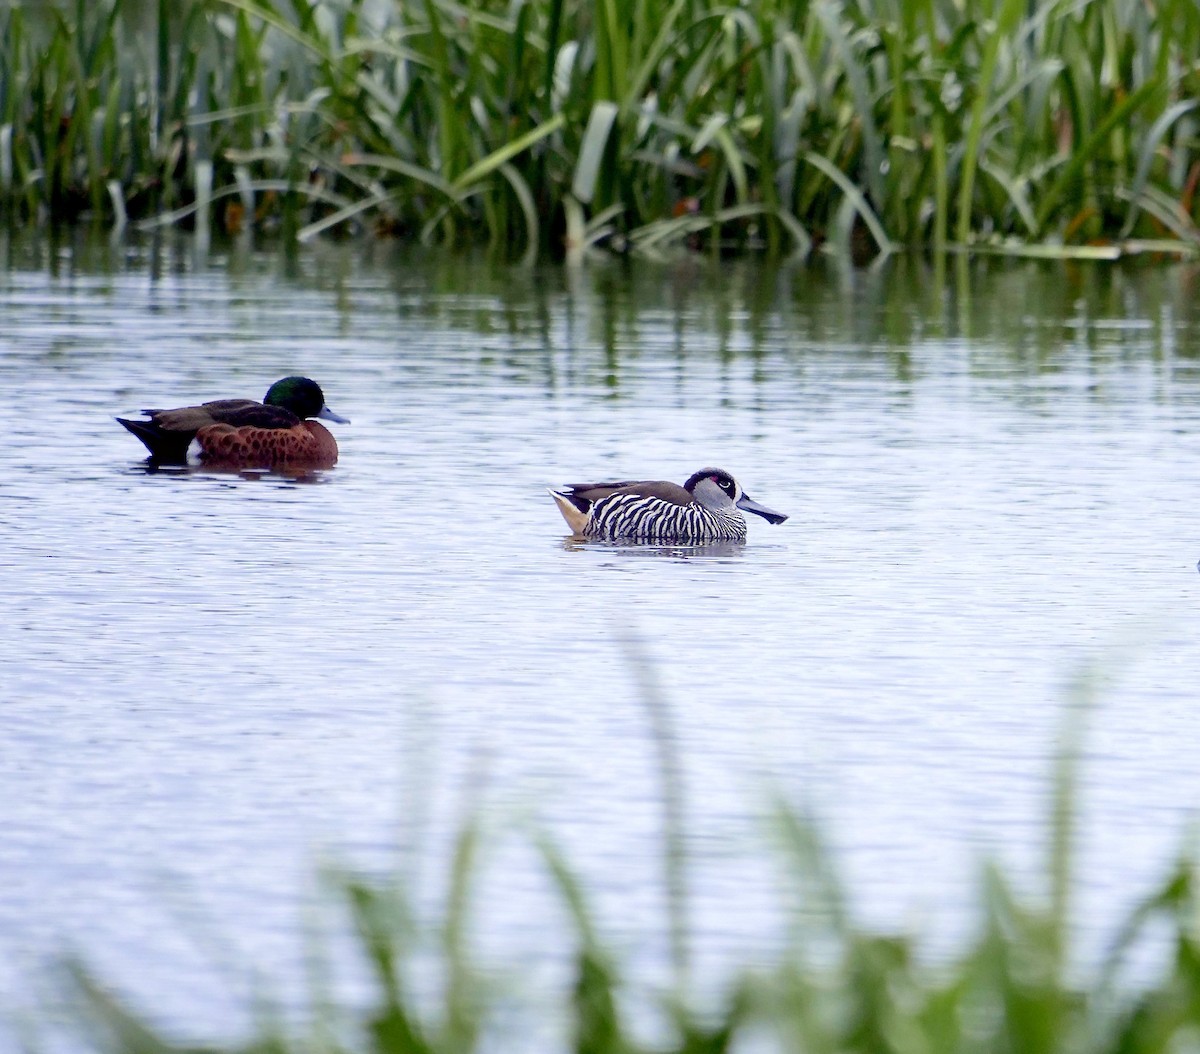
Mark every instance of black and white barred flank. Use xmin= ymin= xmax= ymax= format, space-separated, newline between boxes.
xmin=585 ymin=493 xmax=748 ymax=541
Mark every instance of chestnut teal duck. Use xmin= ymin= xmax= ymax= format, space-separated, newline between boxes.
xmin=117 ymin=376 xmax=349 ymax=468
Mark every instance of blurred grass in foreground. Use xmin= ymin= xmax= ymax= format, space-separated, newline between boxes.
xmin=1 ymin=0 xmax=1199 ymax=260
xmin=31 ymin=660 xmax=1200 ymax=1054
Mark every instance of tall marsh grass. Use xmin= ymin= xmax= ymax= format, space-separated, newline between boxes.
xmin=2 ymin=0 xmax=1199 ymax=259
xmin=1 ymin=0 xmax=1198 ymax=257
xmin=33 ymin=673 xmax=1200 ymax=1054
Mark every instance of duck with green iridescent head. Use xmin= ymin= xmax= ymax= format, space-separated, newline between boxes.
xmin=117 ymin=376 xmax=349 ymax=469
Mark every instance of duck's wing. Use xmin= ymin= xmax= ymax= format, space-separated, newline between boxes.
xmin=206 ymin=401 xmax=300 ymax=429
xmin=199 ymin=397 xmax=261 ymax=414
xmin=564 ymin=480 xmax=693 ymax=507
xmin=146 ymin=399 xmax=297 ymax=431
xmin=137 ymin=398 xmax=250 ymax=431
xmin=616 ymin=481 xmax=693 ymax=505
xmin=558 ymin=480 xmax=632 ymax=507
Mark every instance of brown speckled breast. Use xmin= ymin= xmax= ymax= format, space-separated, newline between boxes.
xmin=195 ymin=420 xmax=338 ymax=469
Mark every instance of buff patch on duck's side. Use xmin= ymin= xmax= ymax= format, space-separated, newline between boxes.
xmin=195 ymin=420 xmax=339 ymax=468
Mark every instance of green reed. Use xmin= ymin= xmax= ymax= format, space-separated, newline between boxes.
xmin=1 ymin=0 xmax=1197 ymax=257
xmin=33 ymin=662 xmax=1200 ymax=1054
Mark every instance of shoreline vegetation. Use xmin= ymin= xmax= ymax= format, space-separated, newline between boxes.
xmin=1 ymin=0 xmax=1198 ymax=261
xmin=30 ymin=677 xmax=1200 ymax=1054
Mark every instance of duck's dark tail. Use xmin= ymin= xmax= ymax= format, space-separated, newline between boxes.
xmin=116 ymin=417 xmax=191 ymax=463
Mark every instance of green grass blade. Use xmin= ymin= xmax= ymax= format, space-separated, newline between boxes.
xmin=296 ymin=191 xmax=394 ymax=241
xmin=956 ymin=0 xmax=1026 ymax=246
xmin=341 ymin=152 xmax=458 ymax=198
xmin=1120 ymin=97 xmax=1200 ymax=238
xmin=803 ymin=150 xmax=895 ymax=254
xmin=496 ymin=162 xmax=539 ymax=264
xmin=978 ymin=159 xmax=1038 ymax=235
xmin=572 ymin=101 xmax=620 ymax=204
xmin=815 ymin=1 xmax=885 ymax=208
xmin=1035 ymin=78 xmax=1164 ymax=234
xmin=621 ymin=0 xmax=688 ymax=111
xmin=452 ymin=113 xmax=565 ymax=191
xmin=1115 ymin=185 xmax=1200 ymax=243
xmin=622 ymin=631 xmax=690 ymax=994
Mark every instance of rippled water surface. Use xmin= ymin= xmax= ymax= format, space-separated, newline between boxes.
xmin=4 ymin=236 xmax=1200 ymax=1044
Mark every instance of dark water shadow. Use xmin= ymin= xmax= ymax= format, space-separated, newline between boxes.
xmin=559 ymin=537 xmax=747 ymax=561
xmin=123 ymin=460 xmax=336 ymax=486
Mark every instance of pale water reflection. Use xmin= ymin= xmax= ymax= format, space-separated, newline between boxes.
xmin=3 ymin=233 xmax=1200 ymax=1045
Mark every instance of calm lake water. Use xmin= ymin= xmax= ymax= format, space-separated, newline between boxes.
xmin=3 ymin=233 xmax=1200 ymax=1046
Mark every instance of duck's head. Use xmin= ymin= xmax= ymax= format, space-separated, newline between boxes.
xmin=684 ymin=467 xmax=788 ymax=524
xmin=264 ymin=376 xmax=350 ymax=424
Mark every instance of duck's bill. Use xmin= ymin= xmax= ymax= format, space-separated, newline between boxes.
xmin=736 ymin=494 xmax=788 ymax=524
xmin=318 ymin=405 xmax=350 ymax=424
